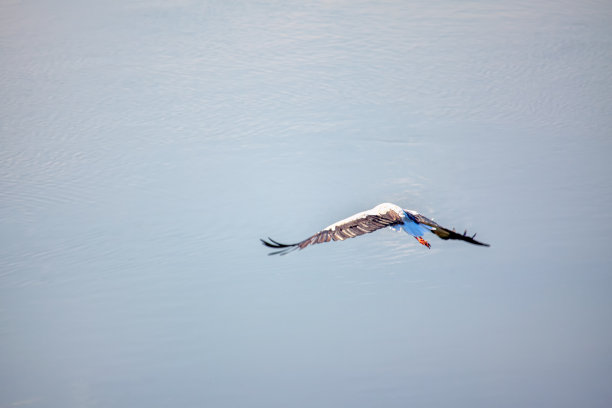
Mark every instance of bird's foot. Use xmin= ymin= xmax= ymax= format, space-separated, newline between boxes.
xmin=415 ymin=236 xmax=431 ymax=249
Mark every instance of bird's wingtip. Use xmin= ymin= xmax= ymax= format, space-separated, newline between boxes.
xmin=260 ymin=237 xmax=300 ymax=255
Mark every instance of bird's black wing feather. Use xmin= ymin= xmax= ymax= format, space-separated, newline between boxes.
xmin=411 ymin=213 xmax=490 ymax=246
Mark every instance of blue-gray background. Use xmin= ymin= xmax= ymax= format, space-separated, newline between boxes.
xmin=2 ymin=1 xmax=611 ymax=407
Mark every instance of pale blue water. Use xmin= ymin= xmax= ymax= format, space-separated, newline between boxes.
xmin=2 ymin=1 xmax=612 ymax=407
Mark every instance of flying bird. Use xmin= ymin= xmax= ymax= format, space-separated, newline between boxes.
xmin=261 ymin=202 xmax=489 ymax=255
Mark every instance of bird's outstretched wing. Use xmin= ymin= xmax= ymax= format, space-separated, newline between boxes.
xmin=261 ymin=207 xmax=404 ymax=255
xmin=409 ymin=213 xmax=490 ymax=246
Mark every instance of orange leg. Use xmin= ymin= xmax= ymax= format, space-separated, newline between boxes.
xmin=415 ymin=236 xmax=431 ymax=249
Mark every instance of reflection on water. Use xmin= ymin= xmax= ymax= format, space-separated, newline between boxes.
xmin=1 ymin=0 xmax=611 ymax=407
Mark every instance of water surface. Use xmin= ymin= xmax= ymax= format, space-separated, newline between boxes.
xmin=1 ymin=1 xmax=612 ymax=407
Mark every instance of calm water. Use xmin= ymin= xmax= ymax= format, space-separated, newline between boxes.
xmin=2 ymin=1 xmax=612 ymax=407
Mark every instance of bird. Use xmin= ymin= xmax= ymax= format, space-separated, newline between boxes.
xmin=261 ymin=202 xmax=489 ymax=255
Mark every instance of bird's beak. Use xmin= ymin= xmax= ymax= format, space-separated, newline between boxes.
xmin=416 ymin=236 xmax=431 ymax=249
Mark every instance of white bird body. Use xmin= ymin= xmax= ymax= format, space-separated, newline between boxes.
xmin=262 ymin=202 xmax=489 ymax=255
xmin=323 ymin=203 xmax=403 ymax=232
